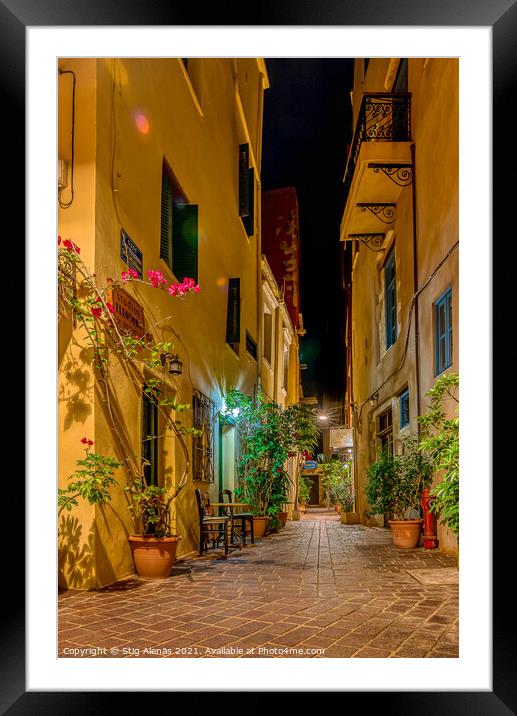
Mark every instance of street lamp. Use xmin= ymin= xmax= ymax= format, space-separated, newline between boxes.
xmin=160 ymin=352 xmax=183 ymax=375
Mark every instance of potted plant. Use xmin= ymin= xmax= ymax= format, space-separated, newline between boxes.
xmin=125 ymin=480 xmax=181 ymax=579
xmin=365 ymin=439 xmax=432 ymax=548
xmin=224 ymin=391 xmax=319 ymax=535
xmin=58 ymin=239 xmax=202 ymax=583
xmin=321 ymin=459 xmax=350 ymax=510
xmin=418 ymin=373 xmax=459 ymax=549
xmin=297 ymin=472 xmax=312 ymax=514
xmin=329 ymin=470 xmax=356 ymax=524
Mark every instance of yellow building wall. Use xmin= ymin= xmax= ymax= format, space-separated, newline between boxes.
xmin=58 ymin=58 xmax=99 ymax=589
xmin=58 ymin=57 xmax=267 ymax=588
xmin=347 ymin=59 xmax=459 ymax=553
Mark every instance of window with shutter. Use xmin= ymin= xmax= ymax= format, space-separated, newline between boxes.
xmin=160 ymin=171 xmax=173 ymax=269
xmin=142 ymin=388 xmax=159 ymax=487
xmin=226 ymin=278 xmax=240 ymax=354
xmin=242 ymin=167 xmax=255 ymax=237
xmin=434 ymin=288 xmax=453 ymax=375
xmin=161 ymin=162 xmax=198 ymax=283
xmin=173 ymin=202 xmax=198 ymax=283
xmin=384 ymin=247 xmax=397 ymax=350
xmin=239 ymin=143 xmax=250 ymax=218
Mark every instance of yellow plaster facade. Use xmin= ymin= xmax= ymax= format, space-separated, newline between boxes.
xmin=58 ymin=58 xmax=269 ymax=588
xmin=342 ymin=58 xmax=459 ymax=554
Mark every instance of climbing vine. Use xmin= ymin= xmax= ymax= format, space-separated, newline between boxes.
xmin=58 ymin=236 xmax=202 ymax=534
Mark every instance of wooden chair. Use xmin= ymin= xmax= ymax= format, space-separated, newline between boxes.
xmin=195 ymin=489 xmax=230 ymax=557
xmin=219 ymin=489 xmax=254 ymax=547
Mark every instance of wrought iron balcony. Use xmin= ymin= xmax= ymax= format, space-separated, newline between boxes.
xmin=343 ymin=93 xmax=411 ymax=204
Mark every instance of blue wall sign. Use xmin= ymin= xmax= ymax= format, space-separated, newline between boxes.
xmin=120 ymin=228 xmax=143 ymax=279
xmin=304 ymin=460 xmax=318 ymax=469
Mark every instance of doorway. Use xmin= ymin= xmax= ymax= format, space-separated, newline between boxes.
xmin=309 ymin=475 xmax=320 ymax=506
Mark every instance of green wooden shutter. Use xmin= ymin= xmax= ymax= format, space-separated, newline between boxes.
xmin=160 ymin=171 xmax=173 ymax=268
xmin=143 ymin=390 xmax=159 ymax=487
xmin=172 ymin=202 xmax=198 ymax=283
xmin=226 ymin=278 xmax=240 ymax=344
xmin=239 ymin=143 xmax=250 ymax=217
xmin=242 ymin=167 xmax=255 ymax=236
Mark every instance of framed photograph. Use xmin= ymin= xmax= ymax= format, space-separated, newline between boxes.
xmin=8 ymin=0 xmax=509 ymax=708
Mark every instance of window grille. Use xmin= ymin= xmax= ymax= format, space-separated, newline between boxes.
xmin=192 ymin=389 xmax=216 ymax=483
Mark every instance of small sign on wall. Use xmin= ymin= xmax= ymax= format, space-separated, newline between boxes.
xmin=329 ymin=427 xmax=354 ymax=450
xmin=120 ymin=228 xmax=143 ymax=279
xmin=107 ymin=286 xmax=145 ymax=337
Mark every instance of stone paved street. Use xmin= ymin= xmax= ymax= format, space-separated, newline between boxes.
xmin=58 ymin=510 xmax=459 ymax=658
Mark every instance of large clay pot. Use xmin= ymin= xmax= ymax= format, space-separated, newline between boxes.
xmin=388 ymin=519 xmax=423 ymax=549
xmin=253 ymin=516 xmax=269 ymax=539
xmin=291 ymin=509 xmax=301 ymax=522
xmin=128 ymin=535 xmax=181 ymax=579
xmin=278 ymin=511 xmax=288 ymax=527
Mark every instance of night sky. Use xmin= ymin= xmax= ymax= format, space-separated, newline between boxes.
xmin=261 ymin=59 xmax=354 ymax=405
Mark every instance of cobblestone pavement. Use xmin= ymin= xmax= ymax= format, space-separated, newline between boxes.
xmin=58 ymin=510 xmax=459 ymax=658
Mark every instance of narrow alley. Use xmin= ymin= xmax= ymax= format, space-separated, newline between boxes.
xmin=59 ymin=510 xmax=458 ymax=659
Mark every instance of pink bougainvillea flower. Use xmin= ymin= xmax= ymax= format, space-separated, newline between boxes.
xmin=147 ymin=269 xmax=167 ymax=288
xmin=121 ymin=268 xmax=139 ymax=281
xmin=167 ymin=278 xmax=200 ymax=296
xmin=81 ymin=437 xmax=93 ymax=445
xmin=106 ymin=302 xmax=115 ymax=314
xmin=63 ymin=239 xmax=80 ymax=253
xmin=90 ymin=306 xmax=103 ymax=318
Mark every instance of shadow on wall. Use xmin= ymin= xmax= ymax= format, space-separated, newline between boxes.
xmin=58 ymin=516 xmax=95 ymax=589
xmin=175 ymin=484 xmax=200 ymax=558
xmin=59 ymin=340 xmax=95 ymax=430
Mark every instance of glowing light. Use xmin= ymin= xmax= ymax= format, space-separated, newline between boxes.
xmin=318 ymin=415 xmax=328 ymax=421
xmin=216 ymin=277 xmax=227 ymax=288
xmin=135 ymin=112 xmax=150 ymax=135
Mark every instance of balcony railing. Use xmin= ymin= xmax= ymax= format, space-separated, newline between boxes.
xmin=343 ymin=93 xmax=411 ymax=203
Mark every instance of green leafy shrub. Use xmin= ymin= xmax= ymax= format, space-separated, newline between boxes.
xmin=418 ymin=372 xmax=459 ymax=535
xmin=58 ymin=438 xmax=121 ymax=515
xmin=224 ymin=390 xmax=319 ymax=519
xmin=365 ymin=439 xmax=432 ymax=521
xmin=321 ymin=460 xmax=351 ymax=508
xmin=298 ymin=473 xmax=313 ymax=505
xmin=125 ymin=480 xmax=176 ymax=537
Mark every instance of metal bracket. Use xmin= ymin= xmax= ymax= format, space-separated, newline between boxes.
xmin=356 ymin=203 xmax=396 ymax=223
xmin=368 ymin=163 xmax=413 ymax=187
xmin=346 ymin=233 xmax=386 ymax=252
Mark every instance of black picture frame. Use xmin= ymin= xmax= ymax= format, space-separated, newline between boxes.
xmin=8 ymin=0 xmax=510 ymax=710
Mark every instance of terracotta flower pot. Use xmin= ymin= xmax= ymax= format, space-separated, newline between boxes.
xmin=253 ymin=516 xmax=269 ymax=539
xmin=278 ymin=511 xmax=288 ymax=527
xmin=128 ymin=535 xmax=181 ymax=579
xmin=388 ymin=519 xmax=423 ymax=549
xmin=291 ymin=509 xmax=301 ymax=522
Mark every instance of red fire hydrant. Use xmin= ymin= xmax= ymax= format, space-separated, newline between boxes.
xmin=420 ymin=487 xmax=439 ymax=549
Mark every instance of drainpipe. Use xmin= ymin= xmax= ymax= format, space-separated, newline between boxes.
xmin=411 ymin=143 xmax=422 ymax=428
xmin=256 ymin=74 xmax=265 ymax=399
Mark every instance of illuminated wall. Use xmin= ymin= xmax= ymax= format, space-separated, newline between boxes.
xmin=58 ymin=58 xmax=269 ymax=588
